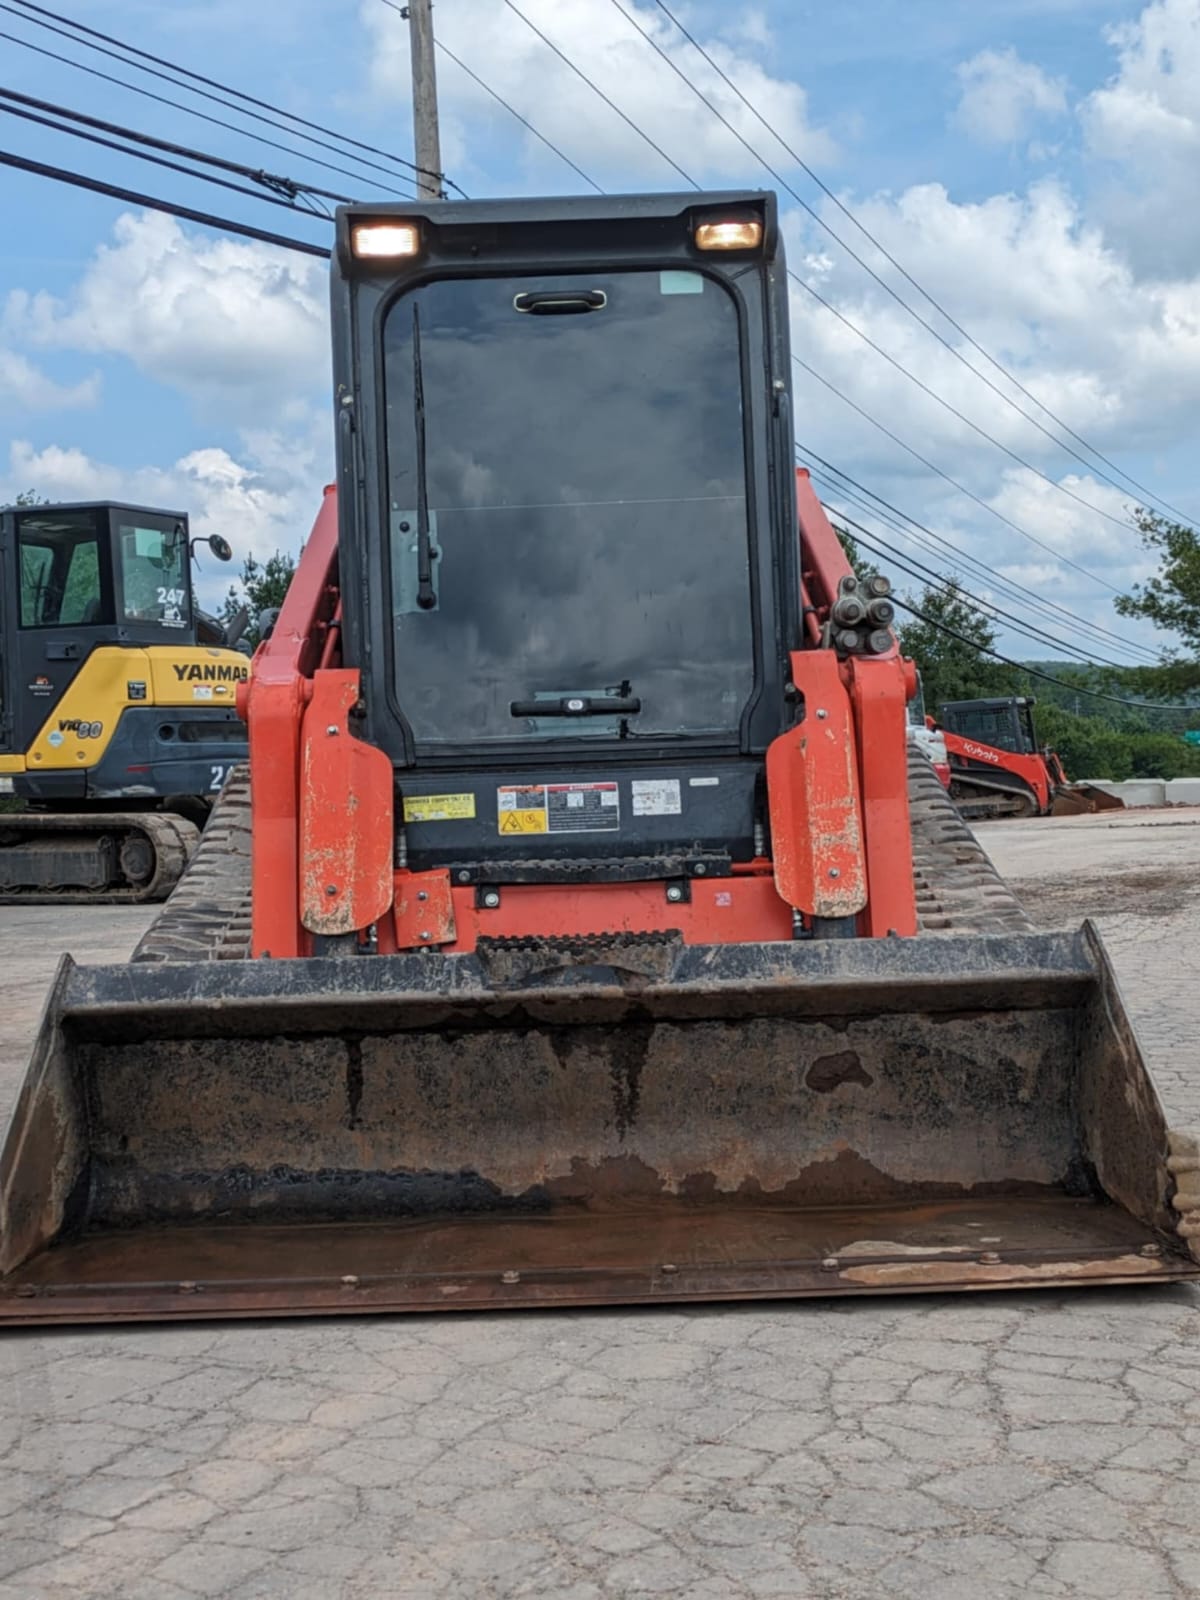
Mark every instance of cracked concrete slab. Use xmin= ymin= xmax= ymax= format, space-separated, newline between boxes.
xmin=2 ymin=817 xmax=1200 ymax=1599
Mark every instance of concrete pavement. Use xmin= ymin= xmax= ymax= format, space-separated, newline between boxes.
xmin=2 ymin=814 xmax=1199 ymax=1599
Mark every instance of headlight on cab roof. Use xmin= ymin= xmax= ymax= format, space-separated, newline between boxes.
xmin=694 ymin=218 xmax=763 ymax=251
xmin=351 ymin=222 xmax=421 ymax=259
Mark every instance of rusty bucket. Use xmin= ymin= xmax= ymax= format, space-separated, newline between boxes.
xmin=1 ymin=924 xmax=1195 ymax=1323
xmin=1052 ymin=784 xmax=1127 ymax=817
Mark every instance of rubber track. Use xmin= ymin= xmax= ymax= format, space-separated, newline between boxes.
xmin=907 ymin=746 xmax=1034 ymax=936
xmin=0 ymin=812 xmax=198 ymax=906
xmin=133 ymin=750 xmax=1031 ymax=964
xmin=132 ymin=766 xmax=253 ymax=962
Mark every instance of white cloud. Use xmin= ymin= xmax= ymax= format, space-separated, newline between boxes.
xmin=360 ymin=0 xmax=835 ymax=187
xmin=1081 ymin=0 xmax=1200 ymax=270
xmin=5 ymin=212 xmax=328 ymax=423
xmin=790 ymin=178 xmax=1200 ymax=462
xmin=0 ymin=348 xmax=99 ymax=414
xmin=953 ymin=47 xmax=1069 ymax=145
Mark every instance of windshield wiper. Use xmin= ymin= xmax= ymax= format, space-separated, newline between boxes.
xmin=411 ymin=303 xmax=435 ymax=611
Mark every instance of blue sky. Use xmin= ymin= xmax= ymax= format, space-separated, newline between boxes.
xmin=2 ymin=0 xmax=1198 ymax=664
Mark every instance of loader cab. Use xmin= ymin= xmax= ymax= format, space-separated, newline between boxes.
xmin=332 ymin=191 xmax=799 ymax=873
xmin=0 ymin=502 xmax=222 ymax=755
xmin=940 ymin=697 xmax=1038 ymax=757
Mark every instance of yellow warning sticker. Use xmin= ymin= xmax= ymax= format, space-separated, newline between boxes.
xmin=403 ymin=792 xmax=476 ymax=823
xmin=499 ymin=808 xmax=548 ymax=834
xmin=497 ymin=785 xmax=549 ymax=834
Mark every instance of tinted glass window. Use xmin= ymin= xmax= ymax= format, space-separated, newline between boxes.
xmin=119 ymin=522 xmax=190 ymax=628
xmin=952 ymin=706 xmax=1023 ymax=753
xmin=18 ymin=512 xmax=109 ymax=628
xmin=382 ymin=270 xmax=754 ymax=746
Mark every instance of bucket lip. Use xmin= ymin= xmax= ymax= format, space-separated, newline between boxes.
xmin=54 ymin=925 xmax=1099 ymax=1030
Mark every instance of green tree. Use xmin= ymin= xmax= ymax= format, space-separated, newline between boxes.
xmin=1115 ymin=508 xmax=1200 ymax=663
xmin=897 ymin=580 xmax=1022 ymax=711
xmin=220 ymin=550 xmax=297 ymax=648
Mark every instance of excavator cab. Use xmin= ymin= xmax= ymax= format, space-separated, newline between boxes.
xmin=1 ymin=193 xmax=1194 ymax=1323
xmin=0 ymin=502 xmax=249 ymax=899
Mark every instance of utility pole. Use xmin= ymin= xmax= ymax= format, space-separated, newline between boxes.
xmin=405 ymin=0 xmax=443 ymax=201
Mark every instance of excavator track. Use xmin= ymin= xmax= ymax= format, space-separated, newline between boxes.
xmin=131 ymin=752 xmax=1030 ymax=963
xmin=0 ymin=811 xmax=199 ymax=906
xmin=132 ymin=764 xmax=253 ymax=962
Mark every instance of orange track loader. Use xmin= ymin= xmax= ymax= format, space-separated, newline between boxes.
xmin=939 ymin=697 xmax=1126 ymax=819
xmin=2 ymin=191 xmax=1196 ymax=1323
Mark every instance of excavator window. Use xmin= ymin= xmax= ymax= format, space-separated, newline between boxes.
xmin=17 ymin=512 xmax=110 ymax=629
xmin=117 ymin=522 xmax=190 ymax=628
xmin=381 ymin=268 xmax=755 ymax=749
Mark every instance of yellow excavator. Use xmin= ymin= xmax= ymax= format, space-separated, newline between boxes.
xmin=0 ymin=499 xmax=249 ymax=901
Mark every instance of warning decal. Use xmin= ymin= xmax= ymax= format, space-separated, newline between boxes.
xmin=497 ymin=782 xmax=619 ymax=835
xmin=404 ymin=792 xmax=476 ymax=823
xmin=497 ymin=785 xmax=549 ymax=834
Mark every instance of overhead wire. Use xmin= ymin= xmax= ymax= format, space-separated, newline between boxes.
xmin=0 ymin=85 xmax=356 ymax=204
xmin=0 ymin=143 xmax=333 ymax=256
xmin=5 ymin=0 xmax=464 ymax=195
xmin=793 ymin=354 xmax=1125 ymax=596
xmin=891 ymin=591 xmax=1195 ymax=715
xmin=480 ymin=2 xmax=1139 ymax=596
xmin=0 ymin=26 xmax=419 ymax=198
xmin=498 ymin=0 xmax=697 ymax=187
xmin=0 ymin=95 xmax=340 ymax=220
xmin=604 ymin=0 xmax=1141 ymax=539
xmin=818 ymin=497 xmax=1137 ymax=670
xmin=432 ymin=33 xmax=605 ymax=193
xmin=380 ymin=19 xmax=1161 ymax=661
xmin=647 ymin=0 xmax=1200 ymax=533
xmin=802 ymin=446 xmax=1162 ymax=662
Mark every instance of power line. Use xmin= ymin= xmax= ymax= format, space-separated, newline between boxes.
xmin=816 ymin=480 xmax=1128 ymax=667
xmin=894 ymin=593 xmax=1194 ymax=715
xmin=0 ymin=144 xmax=332 ymax=257
xmin=0 ymin=96 xmax=339 ymax=220
xmin=802 ymin=447 xmax=1162 ymax=662
xmin=605 ymin=0 xmax=1141 ymax=540
xmin=7 ymin=0 xmax=462 ymax=195
xmin=792 ymin=275 xmax=1138 ymax=535
xmin=0 ymin=26 xmax=418 ymax=198
xmin=0 ymin=6 xmax=425 ymax=198
xmin=793 ymin=354 xmax=1125 ymax=597
xmin=496 ymin=5 xmax=1139 ymax=596
xmin=499 ymin=0 xmax=697 ymax=187
xmin=822 ymin=499 xmax=1135 ymax=670
xmin=405 ymin=22 xmax=1150 ymax=656
xmin=0 ymin=85 xmax=355 ymax=203
xmin=648 ymin=0 xmax=1200 ymax=534
xmin=363 ymin=23 xmax=1147 ymax=646
xmin=432 ymin=32 xmax=604 ymax=193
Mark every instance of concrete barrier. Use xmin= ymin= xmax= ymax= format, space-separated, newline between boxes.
xmin=1077 ymin=779 xmax=1166 ymax=807
xmin=1165 ymin=778 xmax=1200 ymax=806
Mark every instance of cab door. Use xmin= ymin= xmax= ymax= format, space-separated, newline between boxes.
xmin=7 ymin=506 xmax=115 ymax=759
xmin=0 ymin=510 xmax=14 ymax=756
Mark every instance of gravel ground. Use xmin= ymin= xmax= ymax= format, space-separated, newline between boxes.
xmin=1 ymin=812 xmax=1199 ymax=1600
